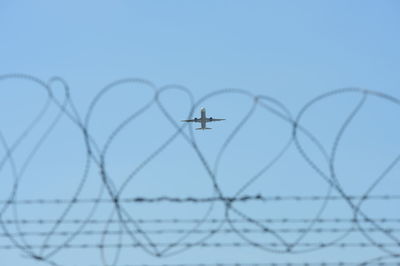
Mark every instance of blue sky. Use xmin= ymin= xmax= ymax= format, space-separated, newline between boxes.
xmin=1 ymin=1 xmax=400 ymax=265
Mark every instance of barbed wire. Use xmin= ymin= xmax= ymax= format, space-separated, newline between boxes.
xmin=1 ymin=242 xmax=400 ymax=250
xmin=1 ymin=194 xmax=399 ymax=205
xmin=0 ymin=74 xmax=399 ymax=266
xmin=2 ymin=217 xmax=400 ymax=225
xmin=87 ymin=263 xmax=400 ymax=266
xmin=3 ymin=227 xmax=400 ymax=238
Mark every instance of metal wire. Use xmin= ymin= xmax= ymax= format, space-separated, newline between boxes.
xmin=0 ymin=75 xmax=399 ymax=266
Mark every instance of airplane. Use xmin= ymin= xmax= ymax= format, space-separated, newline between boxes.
xmin=181 ymin=107 xmax=225 ymax=130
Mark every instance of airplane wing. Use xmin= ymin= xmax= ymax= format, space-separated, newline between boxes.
xmin=207 ymin=118 xmax=225 ymax=122
xmin=181 ymin=119 xmax=197 ymax=122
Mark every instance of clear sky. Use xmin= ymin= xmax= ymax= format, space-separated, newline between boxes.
xmin=1 ymin=1 xmax=400 ymax=265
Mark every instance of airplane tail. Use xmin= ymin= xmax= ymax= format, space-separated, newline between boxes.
xmin=196 ymin=128 xmax=212 ymax=130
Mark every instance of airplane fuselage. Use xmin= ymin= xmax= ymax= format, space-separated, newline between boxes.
xmin=200 ymin=107 xmax=207 ymax=129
